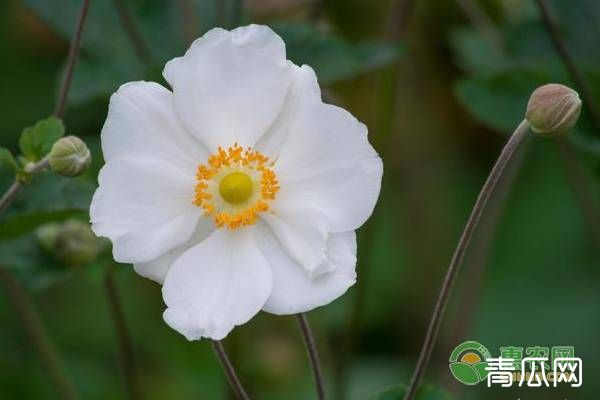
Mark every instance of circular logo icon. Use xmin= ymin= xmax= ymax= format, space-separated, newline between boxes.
xmin=449 ymin=341 xmax=491 ymax=385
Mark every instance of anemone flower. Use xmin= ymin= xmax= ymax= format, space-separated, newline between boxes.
xmin=90 ymin=24 xmax=383 ymax=341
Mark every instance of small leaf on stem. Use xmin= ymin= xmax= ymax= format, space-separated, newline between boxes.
xmin=19 ymin=117 xmax=65 ymax=162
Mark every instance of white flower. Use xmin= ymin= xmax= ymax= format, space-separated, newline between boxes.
xmin=90 ymin=25 xmax=383 ymax=341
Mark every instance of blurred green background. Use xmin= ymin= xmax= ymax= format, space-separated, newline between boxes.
xmin=1 ymin=0 xmax=599 ymax=399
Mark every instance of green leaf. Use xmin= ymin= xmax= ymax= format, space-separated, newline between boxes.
xmin=24 ymin=0 xmax=196 ymax=105
xmin=454 ymin=71 xmax=547 ymax=133
xmin=0 ymin=236 xmax=72 ymax=290
xmin=273 ymin=23 xmax=402 ymax=84
xmin=19 ymin=117 xmax=64 ymax=162
xmin=0 ymin=209 xmax=86 ymax=240
xmin=450 ymin=0 xmax=600 ymax=160
xmin=1 ymin=173 xmax=94 ymax=240
xmin=368 ymin=384 xmax=452 ymax=400
xmin=0 ymin=147 xmax=18 ymax=171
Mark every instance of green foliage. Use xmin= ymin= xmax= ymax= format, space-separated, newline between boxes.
xmin=23 ymin=0 xmax=181 ymax=105
xmin=368 ymin=383 xmax=452 ymax=400
xmin=455 ymin=71 xmax=547 ymax=133
xmin=450 ymin=0 xmax=600 ymax=155
xmin=0 ymin=218 xmax=109 ymax=290
xmin=19 ymin=117 xmax=64 ymax=162
xmin=24 ymin=0 xmax=402 ymax=106
xmin=0 ymin=209 xmax=86 ymax=240
xmin=1 ymin=173 xmax=94 ymax=239
xmin=0 ymin=235 xmax=72 ymax=290
xmin=274 ymin=23 xmax=402 ymax=84
xmin=0 ymin=147 xmax=18 ymax=172
xmin=2 ymin=1 xmax=599 ymax=399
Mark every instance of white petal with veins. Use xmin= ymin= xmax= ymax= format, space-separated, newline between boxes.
xmin=91 ymin=158 xmax=198 ymax=263
xmin=164 ymin=25 xmax=293 ymax=151
xmin=275 ymin=101 xmax=383 ymax=232
xmin=162 ymin=228 xmax=272 ymax=340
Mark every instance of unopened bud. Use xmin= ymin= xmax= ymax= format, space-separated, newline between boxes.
xmin=525 ymin=84 xmax=581 ymax=137
xmin=37 ymin=220 xmax=107 ymax=268
xmin=48 ymin=136 xmax=91 ymax=177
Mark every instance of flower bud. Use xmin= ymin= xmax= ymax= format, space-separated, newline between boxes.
xmin=525 ymin=84 xmax=581 ymax=137
xmin=37 ymin=220 xmax=107 ymax=268
xmin=48 ymin=136 xmax=91 ymax=177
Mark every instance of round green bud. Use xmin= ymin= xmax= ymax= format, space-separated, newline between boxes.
xmin=48 ymin=136 xmax=91 ymax=177
xmin=36 ymin=223 xmax=62 ymax=252
xmin=525 ymin=84 xmax=582 ymax=137
xmin=36 ymin=220 xmax=107 ymax=268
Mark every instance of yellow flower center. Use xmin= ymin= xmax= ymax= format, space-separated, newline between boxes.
xmin=219 ymin=172 xmax=253 ymax=204
xmin=193 ymin=144 xmax=279 ymax=230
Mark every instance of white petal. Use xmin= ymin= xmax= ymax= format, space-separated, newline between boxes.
xmin=164 ymin=25 xmax=293 ymax=151
xmin=133 ymin=217 xmax=214 ymax=283
xmin=261 ymin=192 xmax=330 ymax=278
xmin=255 ymin=64 xmax=321 ymax=157
xmin=274 ymin=102 xmax=383 ymax=232
xmin=90 ymin=158 xmax=199 ymax=263
xmin=162 ymin=228 xmax=273 ymax=340
xmin=255 ymin=223 xmax=357 ymax=315
xmin=102 ymin=81 xmax=208 ymax=173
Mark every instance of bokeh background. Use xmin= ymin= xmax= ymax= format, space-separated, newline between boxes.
xmin=1 ymin=0 xmax=599 ymax=399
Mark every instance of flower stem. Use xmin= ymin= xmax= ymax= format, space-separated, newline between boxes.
xmin=0 ymin=268 xmax=79 ymax=400
xmin=441 ymin=137 xmax=529 ymax=394
xmin=0 ymin=181 xmax=23 ymax=217
xmin=297 ymin=313 xmax=326 ymax=400
xmin=534 ymin=0 xmax=600 ymax=131
xmin=211 ymin=340 xmax=250 ymax=400
xmin=1 ymin=0 xmax=90 ymax=215
xmin=53 ymin=0 xmax=92 ymax=119
xmin=103 ymin=266 xmax=142 ymax=400
xmin=403 ymin=119 xmax=531 ymax=400
xmin=0 ymin=2 xmax=90 ymax=397
xmin=0 ymin=158 xmax=49 ymax=218
xmin=0 ymin=1 xmax=88 ymax=397
xmin=110 ymin=0 xmax=152 ymax=63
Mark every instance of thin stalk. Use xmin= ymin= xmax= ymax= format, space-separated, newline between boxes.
xmin=110 ymin=0 xmax=152 ymax=63
xmin=211 ymin=340 xmax=250 ymax=400
xmin=0 ymin=268 xmax=79 ymax=400
xmin=54 ymin=0 xmax=92 ymax=119
xmin=2 ymin=0 xmax=90 ymax=213
xmin=0 ymin=181 xmax=23 ymax=217
xmin=0 ymin=158 xmax=49 ymax=218
xmin=297 ymin=313 xmax=326 ymax=400
xmin=441 ymin=137 xmax=530 ymax=395
xmin=403 ymin=120 xmax=531 ymax=400
xmin=534 ymin=0 xmax=600 ymax=131
xmin=103 ymin=267 xmax=141 ymax=400
xmin=0 ymin=2 xmax=90 ymax=398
